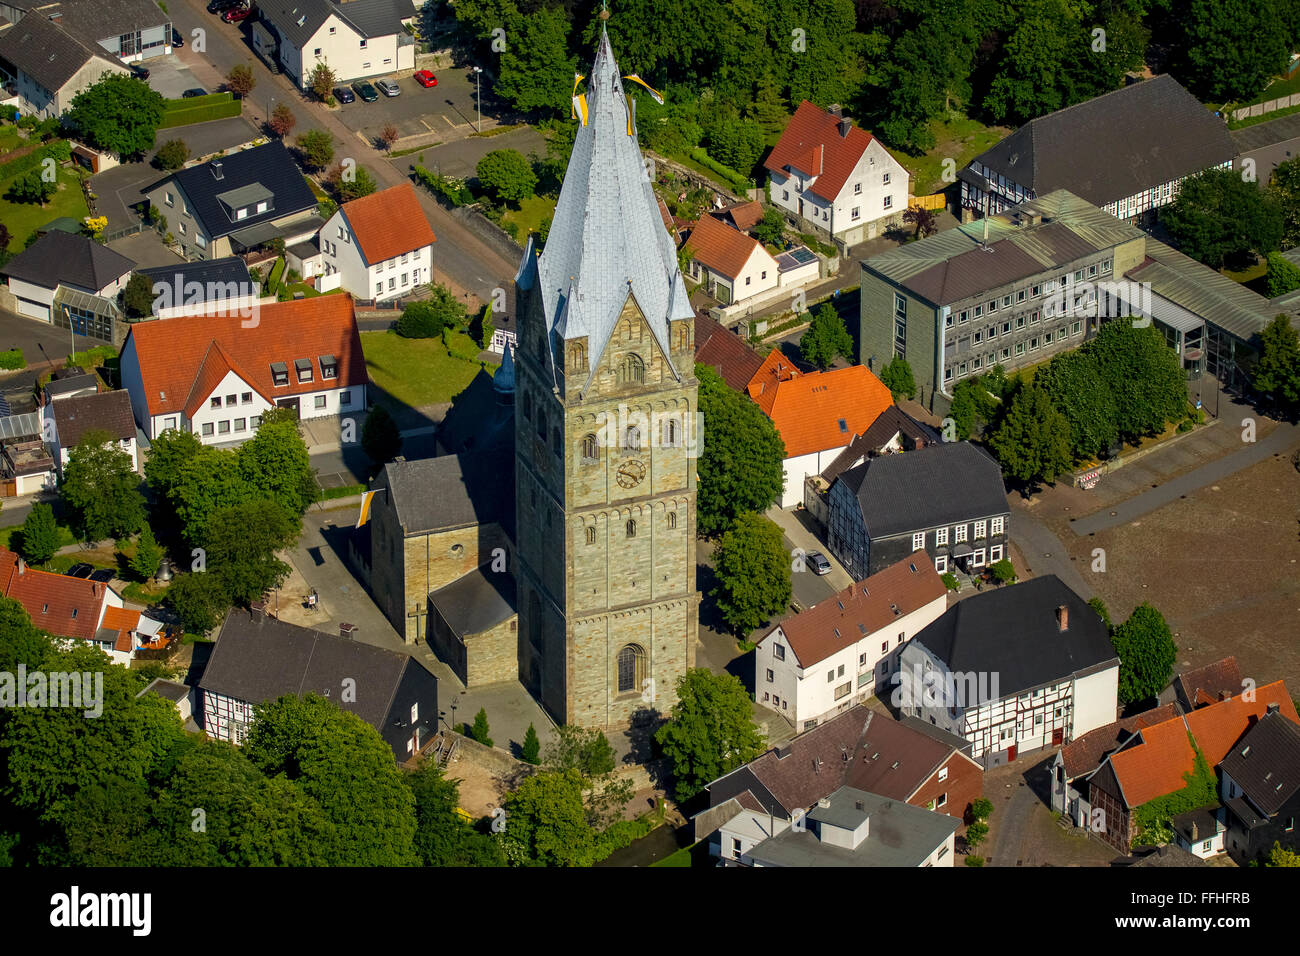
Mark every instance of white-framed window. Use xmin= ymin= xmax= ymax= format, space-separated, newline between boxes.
xmin=990 ymin=544 xmax=1004 ymax=562
xmin=934 ymin=554 xmax=947 ymax=573
xmin=218 ymin=420 xmax=230 ymax=435
xmin=851 ymin=207 xmax=861 ymax=221
xmin=375 ymin=283 xmax=383 ymax=296
xmin=164 ymin=191 xmax=174 ymax=206
xmin=854 ymin=182 xmax=862 ymax=194
xmin=201 ymin=422 xmax=214 ymax=437
xmin=882 ymin=172 xmax=890 ymax=185
xmin=195 ymin=233 xmax=206 ymax=249
xmin=912 ymin=531 xmax=925 ymax=550
xmin=991 ymin=516 xmax=1004 ymax=535
xmin=883 ymin=195 xmax=892 ymax=209
xmin=974 ymin=520 xmax=986 ymax=539
xmin=935 ymin=527 xmax=949 ymax=545
xmin=954 ymin=524 xmax=967 ymax=543
xmin=178 ymin=222 xmax=187 ymax=235
xmin=314 ymin=395 xmax=326 ymax=409
xmin=971 ymin=548 xmax=986 ymax=567
xmin=1016 ymin=342 xmax=1025 ymax=355
xmin=388 ymin=277 xmax=396 ymax=290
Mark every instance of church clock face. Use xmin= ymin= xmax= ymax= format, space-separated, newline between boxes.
xmin=616 ymin=459 xmax=646 ymax=489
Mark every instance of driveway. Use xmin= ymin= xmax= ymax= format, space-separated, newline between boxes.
xmin=335 ymin=66 xmax=491 ymax=144
xmin=144 ymin=54 xmax=203 ymax=99
xmin=106 ymin=232 xmax=185 ymax=270
xmin=982 ymin=750 xmax=1116 ymax=866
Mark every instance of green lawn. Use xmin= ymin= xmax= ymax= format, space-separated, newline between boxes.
xmin=897 ymin=116 xmax=1012 ymax=196
xmin=0 ymin=125 xmax=23 ymax=154
xmin=0 ymin=522 xmax=78 ymax=553
xmin=0 ymin=163 xmax=90 ymax=253
xmin=361 ymin=329 xmax=498 ymax=408
xmin=501 ymin=194 xmax=555 ymax=241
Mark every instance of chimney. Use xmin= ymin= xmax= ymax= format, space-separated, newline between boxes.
xmin=211 ymin=160 xmax=223 ymax=180
xmin=818 ymin=797 xmax=831 ymax=808
xmin=1268 ymin=702 xmax=1281 ymax=715
xmin=776 ymin=745 xmax=791 ymax=759
xmin=1056 ymin=604 xmax=1069 ymax=632
xmin=839 ymin=117 xmax=851 ymax=139
xmin=827 ymin=104 xmax=842 ymax=118
xmin=16 ymin=558 xmax=24 ymax=575
xmin=249 ymin=599 xmax=267 ymax=619
xmin=1191 ymin=821 xmax=1199 ymax=841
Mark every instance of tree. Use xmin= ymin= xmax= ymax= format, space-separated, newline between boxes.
xmin=269 ymin=103 xmax=296 ymax=138
xmin=695 ymin=365 xmax=785 ymax=536
xmin=947 ymin=380 xmax=978 ymax=439
xmin=475 ymin=148 xmax=538 ymax=205
xmin=130 ymin=526 xmax=163 ymax=581
xmin=144 ymin=427 xmax=203 ymax=499
xmin=470 ymin=707 xmax=493 ymax=747
xmin=63 ymin=74 xmax=165 ymax=158
xmin=1174 ymin=0 xmax=1289 ymax=101
xmin=361 ymin=404 xmax=403 ymax=466
xmin=244 ymin=694 xmax=418 ymax=865
xmin=154 ymin=138 xmax=189 ymax=170
xmin=1160 ymin=168 xmax=1285 ymax=269
xmin=238 ymin=416 xmax=317 ymax=520
xmin=986 ymin=385 xmax=1074 ymax=486
xmin=879 ymin=356 xmax=916 ymax=401
xmin=521 ymin=723 xmax=540 ymax=764
xmin=121 ymin=272 xmax=157 ymax=319
xmin=1270 ymin=156 xmax=1300 ymax=249
xmin=8 ymin=170 xmax=55 ymax=206
xmin=205 ymin=499 xmax=299 ymax=606
xmin=965 ymin=819 xmax=989 ymax=850
xmin=295 ymin=129 xmax=334 ymax=171
xmin=544 ymin=725 xmax=616 ymax=777
xmin=1266 ymin=252 xmax=1300 ymax=298
xmin=59 ymin=431 xmax=147 ymax=542
xmin=225 ymin=63 xmax=256 ymax=98
xmin=1253 ymin=314 xmax=1300 ymax=412
xmin=378 ymin=123 xmax=399 ymax=151
xmin=989 ymin=558 xmax=1016 ymax=584
xmin=1035 ymin=350 xmax=1119 ymax=460
xmin=338 ymin=165 xmax=378 ymax=202
xmin=1089 ymin=596 xmax=1113 ymax=632
xmin=1087 ymin=321 xmax=1188 ymax=439
xmin=396 ymin=285 xmax=466 ymax=336
xmin=654 ymin=669 xmax=766 ymax=802
xmin=799 ymin=304 xmax=854 ymax=370
xmin=494 ymin=7 xmax=577 ymax=115
xmin=971 ymin=797 xmax=994 ymax=821
xmin=17 ymin=502 xmax=59 ymax=565
xmin=711 ymin=512 xmax=792 ymax=636
xmin=496 ymin=769 xmax=595 ymax=866
xmin=1111 ymin=602 xmax=1178 ymax=704
xmin=405 ymin=761 xmax=505 ymax=866
xmin=751 ymin=206 xmax=785 ymax=247
xmin=902 ymin=204 xmax=937 ymax=239
xmin=166 ymin=571 xmax=230 ymax=634
xmin=1268 ymin=842 xmax=1300 ymax=867
xmin=309 ymin=62 xmax=337 ymax=101
xmin=167 ymin=446 xmax=252 ymax=546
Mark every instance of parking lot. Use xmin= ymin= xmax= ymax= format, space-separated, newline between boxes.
xmin=333 ymin=65 xmax=490 ymax=144
xmin=143 ymin=54 xmax=205 ymax=99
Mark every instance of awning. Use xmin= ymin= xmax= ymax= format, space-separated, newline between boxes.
xmin=952 ymin=543 xmax=974 ymax=557
xmin=229 ymin=220 xmax=286 ymax=249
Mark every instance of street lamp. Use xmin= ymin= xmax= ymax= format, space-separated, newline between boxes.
xmin=473 ymin=66 xmax=482 ymax=133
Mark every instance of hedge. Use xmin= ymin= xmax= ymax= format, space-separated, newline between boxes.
xmin=265 ymin=257 xmax=286 ymax=295
xmin=158 ymin=98 xmax=242 ymax=129
xmin=163 ymin=92 xmax=234 ymax=111
xmin=443 ymin=329 xmax=482 ymax=362
xmin=687 ymin=147 xmax=752 ymax=192
xmin=0 ymin=348 xmax=24 ymax=370
xmin=0 ymin=140 xmax=68 ymax=181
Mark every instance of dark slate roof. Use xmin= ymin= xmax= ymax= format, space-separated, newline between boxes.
xmin=747 ymin=787 xmax=958 ymax=867
xmin=377 ymin=448 xmax=515 ymax=539
xmin=44 ymin=372 xmax=99 ymax=399
xmin=1117 ymin=843 xmax=1206 ymax=867
xmin=52 ymin=390 xmax=136 ymax=446
xmin=260 ymin=0 xmax=414 ymax=47
xmin=858 ymin=404 xmax=939 ymax=451
xmin=0 ymin=230 xmax=134 ymax=292
xmin=913 ymin=575 xmax=1118 ymax=699
xmin=136 ymin=256 xmax=252 ymax=290
xmin=429 ymin=565 xmax=516 ymax=637
xmin=137 ymin=677 xmax=190 ymax=703
xmin=162 ymin=141 xmax=316 ymax=240
xmin=44 ymin=0 xmax=169 ymax=47
xmin=1171 ymin=804 xmax=1221 ymax=845
xmin=1217 ymin=711 xmax=1300 ymax=816
xmin=1172 ymin=656 xmax=1245 ymax=711
xmin=967 ymin=75 xmax=1236 ymax=208
xmin=199 ymin=609 xmax=431 ymax=730
xmin=0 ymin=12 xmax=120 ymax=92
xmin=836 ymin=441 xmax=1008 ymax=538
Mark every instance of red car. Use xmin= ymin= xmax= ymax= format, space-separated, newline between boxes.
xmin=223 ymin=4 xmax=253 ymax=22
xmin=413 ymin=70 xmax=438 ymax=88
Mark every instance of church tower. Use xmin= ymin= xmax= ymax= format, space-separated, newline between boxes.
xmin=513 ymin=24 xmax=698 ymax=729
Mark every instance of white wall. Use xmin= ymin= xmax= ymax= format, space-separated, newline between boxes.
xmin=318 ymin=207 xmax=432 ymax=299
xmin=1071 ymin=665 xmax=1119 ymax=741
xmin=827 ymin=139 xmax=909 ymax=238
xmin=286 ymin=14 xmax=410 ymax=88
xmin=780 ymin=447 xmax=845 ymax=508
xmin=8 ymin=278 xmax=55 ymax=316
xmin=920 ymin=832 xmax=957 ymax=867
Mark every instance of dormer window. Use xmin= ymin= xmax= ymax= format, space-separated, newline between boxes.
xmin=319 ymin=355 xmax=338 ymax=379
xmin=271 ymin=362 xmax=289 ymax=387
xmin=256 ymin=201 xmax=268 ymax=214
xmin=235 ymin=208 xmax=248 ymax=220
xmin=295 ymin=359 xmax=313 ymax=383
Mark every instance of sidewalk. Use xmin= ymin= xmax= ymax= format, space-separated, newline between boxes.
xmin=765 ymin=504 xmax=852 ymax=592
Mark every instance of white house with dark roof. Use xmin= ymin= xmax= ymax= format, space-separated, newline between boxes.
xmin=316 ymin=182 xmax=436 ymax=300
xmin=143 ymin=141 xmax=320 ymax=261
xmin=0 ymin=9 xmax=131 ymax=118
xmin=44 ymin=389 xmax=139 ymax=475
xmin=258 ymin=0 xmax=415 ymax=90
xmin=0 ymin=230 xmax=134 ymax=328
xmin=958 ymin=75 xmax=1236 ymax=222
xmin=898 ymin=575 xmax=1119 ymax=767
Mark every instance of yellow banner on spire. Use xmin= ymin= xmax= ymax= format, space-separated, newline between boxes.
xmin=572 ymin=73 xmax=589 ymax=125
xmin=622 ymin=75 xmax=664 ymax=105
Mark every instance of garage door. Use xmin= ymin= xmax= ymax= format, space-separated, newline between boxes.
xmin=16 ymin=297 xmax=50 ymax=321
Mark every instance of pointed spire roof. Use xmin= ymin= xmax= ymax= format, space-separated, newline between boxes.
xmin=493 ymin=341 xmax=516 ymax=394
xmin=536 ymin=27 xmax=692 ymax=377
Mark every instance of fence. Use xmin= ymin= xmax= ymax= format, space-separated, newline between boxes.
xmin=909 ymin=192 xmax=947 ymax=211
xmin=1232 ymin=92 xmax=1300 ymax=123
xmin=102 ymin=223 xmax=144 ymax=242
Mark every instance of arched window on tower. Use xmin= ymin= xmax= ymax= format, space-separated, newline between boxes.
xmin=624 ymin=425 xmax=641 ymax=451
xmin=581 ymin=433 xmax=599 ymax=463
xmin=585 ymin=526 xmax=597 ymax=545
xmin=569 ymin=342 xmax=586 ymax=368
xmin=618 ymin=353 xmax=645 ymax=385
xmin=617 ymin=644 xmax=647 ymax=694
xmin=663 ymin=417 xmax=679 ymax=447
xmin=626 ymin=518 xmax=636 ymax=538
xmin=667 ymin=511 xmax=677 ymax=530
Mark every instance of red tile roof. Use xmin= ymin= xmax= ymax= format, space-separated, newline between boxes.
xmin=726 ymin=201 xmax=764 ymax=232
xmin=340 ymin=183 xmax=437 ymax=265
xmin=183 ymin=340 xmax=266 ymax=419
xmin=102 ymin=606 xmax=140 ymax=633
xmin=686 ymin=213 xmax=768 ymax=280
xmin=1060 ymin=703 xmax=1179 ymax=779
xmin=125 ymin=295 xmax=368 ymax=419
xmin=1106 ymin=681 xmax=1298 ymax=808
xmin=747 ymin=359 xmax=894 ymax=459
xmin=765 ymin=101 xmax=877 ymax=203
xmin=1173 ymin=656 xmax=1244 ymax=710
xmin=765 ymin=551 xmax=946 ymax=667
xmin=0 ymin=547 xmax=108 ymax=641
xmin=695 ymin=315 xmax=764 ymax=392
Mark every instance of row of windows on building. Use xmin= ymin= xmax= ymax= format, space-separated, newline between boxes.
xmin=947 ymin=313 xmax=1085 ymax=349
xmin=581 ymin=512 xmax=678 ymax=543
xmin=930 ymin=545 xmax=1003 ymax=574
xmin=946 ymin=261 xmax=1114 ymax=327
xmin=912 ymin=518 xmax=1005 ymax=551
xmin=945 ymin=323 xmax=1084 ymax=381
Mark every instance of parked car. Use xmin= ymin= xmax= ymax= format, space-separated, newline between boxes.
xmin=375 ymin=78 xmax=400 ymax=97
xmin=207 ymin=0 xmax=243 ymax=11
xmin=181 ymin=87 xmax=207 ymax=98
xmin=223 ymin=4 xmax=254 ymax=22
xmin=64 ymin=564 xmax=94 ymax=579
xmin=413 ymin=70 xmax=438 ymax=88
xmin=351 ymin=80 xmax=379 ymax=103
xmin=129 ymin=64 xmax=150 ymax=80
xmin=172 ymin=27 xmax=185 ymax=47
xmin=807 ymin=551 xmax=832 ymax=575
xmin=88 ymin=569 xmax=115 ymax=583
xmin=333 ymin=86 xmax=355 ymax=104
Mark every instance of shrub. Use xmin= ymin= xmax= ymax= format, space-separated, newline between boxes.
xmin=941 ymin=572 xmax=960 ymax=591
xmin=521 ymin=723 xmax=540 ymax=764
xmin=155 ymin=138 xmax=189 ymax=170
xmin=965 ymin=855 xmax=985 ymax=867
xmin=0 ymin=348 xmax=24 ymax=370
xmin=470 ymin=707 xmax=493 ymax=747
xmin=989 ymin=559 xmax=1017 ymax=585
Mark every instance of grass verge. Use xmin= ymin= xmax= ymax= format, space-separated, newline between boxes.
xmin=362 ymin=329 xmax=497 ymax=407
